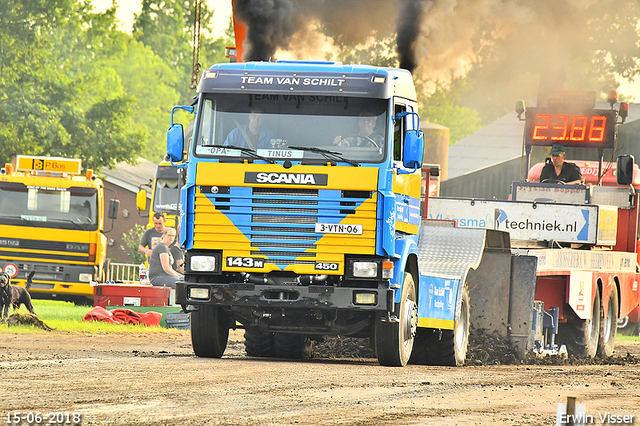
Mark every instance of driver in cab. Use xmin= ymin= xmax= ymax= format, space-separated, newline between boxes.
xmin=539 ymin=144 xmax=583 ymax=184
xmin=224 ymin=107 xmax=274 ymax=149
xmin=333 ymin=112 xmax=383 ymax=147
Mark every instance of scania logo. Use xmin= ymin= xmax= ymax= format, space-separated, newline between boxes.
xmin=245 ymin=172 xmax=328 ymax=186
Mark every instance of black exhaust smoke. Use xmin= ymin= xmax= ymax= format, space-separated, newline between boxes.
xmin=397 ymin=0 xmax=429 ymax=73
xmin=233 ymin=0 xmax=298 ymax=61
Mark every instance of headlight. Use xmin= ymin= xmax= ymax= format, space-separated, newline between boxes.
xmin=78 ymin=273 xmax=93 ymax=282
xmin=189 ymin=287 xmax=209 ymax=300
xmin=190 ymin=256 xmax=216 ymax=272
xmin=354 ymin=292 xmax=377 ymax=305
xmin=352 ymin=261 xmax=379 ymax=278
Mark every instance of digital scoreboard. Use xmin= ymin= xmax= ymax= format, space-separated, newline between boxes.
xmin=524 ymin=107 xmax=617 ymax=149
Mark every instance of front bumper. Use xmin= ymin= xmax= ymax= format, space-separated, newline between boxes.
xmin=176 ymin=282 xmax=394 ymax=312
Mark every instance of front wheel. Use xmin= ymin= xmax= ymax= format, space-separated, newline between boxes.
xmin=375 ymin=272 xmax=417 ymax=366
xmin=190 ymin=305 xmax=230 ymax=358
xmin=597 ymin=284 xmax=618 ymax=357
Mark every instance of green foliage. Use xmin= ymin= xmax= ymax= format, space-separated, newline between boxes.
xmin=133 ymin=0 xmax=230 ymax=105
xmin=418 ymin=80 xmax=483 ymax=145
xmin=0 ymin=0 xmax=146 ymax=170
xmin=336 ymin=33 xmax=398 ymax=68
xmin=0 ymin=0 xmax=234 ymax=167
xmin=121 ymin=223 xmax=147 ymax=264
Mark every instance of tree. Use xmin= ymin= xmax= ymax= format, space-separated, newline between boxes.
xmin=132 ymin=0 xmax=229 ymax=104
xmin=439 ymin=0 xmax=640 ymax=125
xmin=0 ymin=0 xmax=145 ymax=171
xmin=418 ymin=79 xmax=482 ymax=145
xmin=121 ymin=223 xmax=147 ymax=264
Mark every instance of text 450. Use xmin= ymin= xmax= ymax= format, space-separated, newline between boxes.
xmin=226 ymin=257 xmax=265 ymax=268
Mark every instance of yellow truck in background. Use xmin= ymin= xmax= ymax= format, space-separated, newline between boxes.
xmin=0 ymin=155 xmax=119 ymax=304
xmin=136 ymin=161 xmax=181 ymax=229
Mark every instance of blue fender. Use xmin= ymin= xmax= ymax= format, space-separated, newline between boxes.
xmin=392 ymin=235 xmax=419 ymax=304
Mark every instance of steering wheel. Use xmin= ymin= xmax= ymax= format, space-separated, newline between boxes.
xmin=541 ymin=179 xmax=565 ymax=184
xmin=342 ymin=135 xmax=381 ymax=150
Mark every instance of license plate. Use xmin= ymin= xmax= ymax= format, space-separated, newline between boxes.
xmin=315 ymin=223 xmax=363 ymax=234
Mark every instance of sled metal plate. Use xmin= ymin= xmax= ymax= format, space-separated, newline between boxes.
xmin=416 ymin=224 xmax=487 ymax=280
xmin=591 ymin=186 xmax=634 ymax=209
xmin=508 ymin=255 xmax=538 ymax=359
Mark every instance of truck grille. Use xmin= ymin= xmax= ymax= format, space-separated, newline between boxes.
xmin=194 ymin=184 xmax=376 ymax=269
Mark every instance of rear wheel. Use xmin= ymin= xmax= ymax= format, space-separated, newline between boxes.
xmin=597 ymin=284 xmax=618 ymax=357
xmin=375 ymin=272 xmax=417 ymax=366
xmin=411 ymin=285 xmax=469 ymax=366
xmin=190 ymin=305 xmax=230 ymax=358
xmin=244 ymin=329 xmax=275 ymax=357
xmin=557 ymin=286 xmax=600 ymax=358
xmin=274 ymin=333 xmax=306 ymax=359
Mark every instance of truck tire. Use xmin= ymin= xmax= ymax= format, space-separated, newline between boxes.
xmin=190 ymin=305 xmax=230 ymax=358
xmin=375 ymin=272 xmax=417 ymax=367
xmin=410 ymin=284 xmax=469 ymax=366
xmin=244 ymin=329 xmax=275 ymax=357
xmin=557 ymin=286 xmax=600 ymax=358
xmin=274 ymin=333 xmax=305 ymax=359
xmin=597 ymin=284 xmax=618 ymax=357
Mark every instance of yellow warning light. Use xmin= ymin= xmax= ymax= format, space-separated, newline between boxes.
xmin=15 ymin=155 xmax=82 ymax=174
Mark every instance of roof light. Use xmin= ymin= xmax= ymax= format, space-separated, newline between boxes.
xmin=619 ymin=102 xmax=629 ymax=123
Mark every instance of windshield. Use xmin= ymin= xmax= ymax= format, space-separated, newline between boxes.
xmin=153 ymin=178 xmax=179 ymax=213
xmin=194 ymin=94 xmax=388 ymax=163
xmin=0 ymin=182 xmax=99 ymax=231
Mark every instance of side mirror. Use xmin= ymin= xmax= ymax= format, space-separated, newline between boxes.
xmin=617 ymin=155 xmax=635 ymax=186
xmin=167 ymin=123 xmax=185 ymax=163
xmin=166 ymin=105 xmax=195 ymax=163
xmin=108 ymin=199 xmax=120 ymax=220
xmin=136 ymin=189 xmax=147 ymax=212
xmin=403 ymin=130 xmax=424 ymax=169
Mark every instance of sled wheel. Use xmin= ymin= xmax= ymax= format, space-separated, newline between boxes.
xmin=408 ymin=328 xmax=430 ymax=365
xmin=244 ymin=329 xmax=275 ymax=357
xmin=375 ymin=272 xmax=417 ymax=366
xmin=558 ymin=285 xmax=600 ymax=358
xmin=274 ymin=333 xmax=306 ymax=359
xmin=413 ymin=284 xmax=469 ymax=366
xmin=452 ymin=285 xmax=470 ymax=365
xmin=190 ymin=305 xmax=229 ymax=358
xmin=597 ymin=284 xmax=618 ymax=357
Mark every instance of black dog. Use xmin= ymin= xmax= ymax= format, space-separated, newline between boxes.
xmin=0 ymin=271 xmax=35 ymax=319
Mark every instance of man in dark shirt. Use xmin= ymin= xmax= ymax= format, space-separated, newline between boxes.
xmin=333 ymin=112 xmax=384 ymax=148
xmin=539 ymin=144 xmax=582 ymax=184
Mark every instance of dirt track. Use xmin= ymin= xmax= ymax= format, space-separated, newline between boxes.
xmin=1 ymin=329 xmax=639 ymax=425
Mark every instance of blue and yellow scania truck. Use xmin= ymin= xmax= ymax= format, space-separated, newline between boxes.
xmin=167 ymin=61 xmax=536 ymax=366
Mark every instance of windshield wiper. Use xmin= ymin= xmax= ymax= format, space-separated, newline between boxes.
xmin=52 ymin=218 xmax=88 ymax=231
xmin=287 ymin=146 xmax=359 ymax=167
xmin=223 ymin=145 xmax=275 ymax=164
